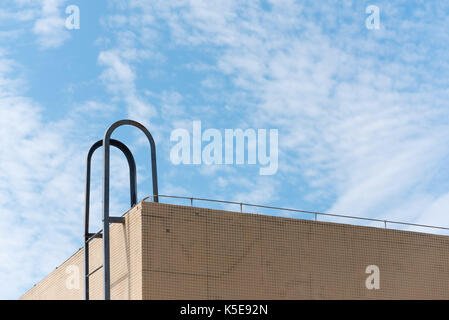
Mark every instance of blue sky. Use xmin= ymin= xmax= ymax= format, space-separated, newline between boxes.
xmin=1 ymin=0 xmax=449 ymax=299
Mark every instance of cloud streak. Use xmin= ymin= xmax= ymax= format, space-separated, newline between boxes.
xmin=0 ymin=51 xmax=134 ymax=298
xmin=33 ymin=0 xmax=70 ymax=49
xmin=122 ymin=0 xmax=449 ymax=222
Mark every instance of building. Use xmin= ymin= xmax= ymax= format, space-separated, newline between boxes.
xmin=21 ymin=197 xmax=449 ymax=300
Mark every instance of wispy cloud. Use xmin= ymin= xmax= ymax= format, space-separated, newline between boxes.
xmin=98 ymin=49 xmax=157 ymax=125
xmin=121 ymin=0 xmax=449 ymax=222
xmin=0 ymin=52 xmax=132 ymax=298
xmin=33 ymin=0 xmax=70 ymax=49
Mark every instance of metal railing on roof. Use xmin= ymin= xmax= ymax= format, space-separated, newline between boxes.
xmin=142 ymin=194 xmax=449 ymax=236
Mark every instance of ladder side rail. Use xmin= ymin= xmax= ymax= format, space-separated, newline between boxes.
xmin=102 ymin=119 xmax=159 ymax=300
xmin=84 ymin=138 xmax=137 ymax=300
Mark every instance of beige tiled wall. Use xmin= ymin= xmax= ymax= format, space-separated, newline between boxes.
xmin=21 ymin=205 xmax=143 ymax=300
xmin=21 ymin=201 xmax=449 ymax=299
xmin=141 ymin=202 xmax=449 ymax=299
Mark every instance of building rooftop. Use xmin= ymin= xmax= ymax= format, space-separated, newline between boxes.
xmin=21 ymin=196 xmax=449 ymax=300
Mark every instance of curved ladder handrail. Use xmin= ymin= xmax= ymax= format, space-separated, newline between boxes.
xmin=84 ymin=138 xmax=138 ymax=300
xmin=102 ymin=119 xmax=159 ymax=300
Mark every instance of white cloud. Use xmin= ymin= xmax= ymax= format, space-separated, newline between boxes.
xmin=98 ymin=49 xmax=157 ymax=126
xmin=0 ymin=57 xmax=80 ymax=298
xmin=32 ymin=0 xmax=70 ymax=49
xmin=0 ymin=53 xmax=133 ymax=298
xmin=121 ymin=1 xmax=449 ymax=226
xmin=98 ymin=50 xmax=136 ymax=92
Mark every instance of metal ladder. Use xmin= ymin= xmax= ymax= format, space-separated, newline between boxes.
xmin=84 ymin=120 xmax=159 ymax=300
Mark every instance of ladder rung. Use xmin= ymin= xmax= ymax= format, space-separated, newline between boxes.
xmin=109 ymin=216 xmax=125 ymax=223
xmin=86 ymin=265 xmax=103 ymax=277
xmin=86 ymin=231 xmax=103 ymax=243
